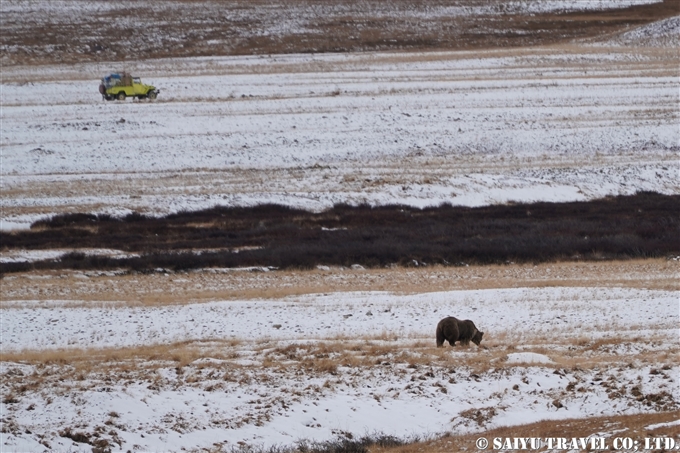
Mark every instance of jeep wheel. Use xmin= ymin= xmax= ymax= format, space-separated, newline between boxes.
xmin=117 ymin=92 xmax=126 ymax=101
xmin=147 ymin=90 xmax=157 ymax=100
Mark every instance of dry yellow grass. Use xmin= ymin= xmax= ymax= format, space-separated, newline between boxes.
xmin=2 ymin=259 xmax=677 ymax=308
xmin=2 ymin=328 xmax=676 ymax=450
xmin=3 ymin=328 xmax=675 ymax=381
xmin=370 ymin=411 xmax=680 ymax=453
xmin=0 ymin=339 xmax=243 ymax=374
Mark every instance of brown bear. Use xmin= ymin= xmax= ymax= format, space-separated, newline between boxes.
xmin=436 ymin=316 xmax=484 ymax=347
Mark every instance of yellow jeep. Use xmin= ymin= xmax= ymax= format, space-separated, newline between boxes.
xmin=99 ymin=72 xmax=159 ymax=101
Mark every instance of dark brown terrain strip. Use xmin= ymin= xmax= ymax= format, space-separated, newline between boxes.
xmin=2 ymin=0 xmax=677 ymax=65
xmin=1 ymin=192 xmax=678 ymax=274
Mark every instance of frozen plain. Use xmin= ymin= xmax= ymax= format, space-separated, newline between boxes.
xmin=1 ymin=17 xmax=679 ymax=229
xmin=2 ymin=284 xmax=678 ymax=452
xmin=1 ymin=8 xmax=680 ymax=453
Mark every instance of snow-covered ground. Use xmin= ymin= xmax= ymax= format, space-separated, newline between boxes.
xmin=2 ymin=14 xmax=679 ymax=230
xmin=2 ymin=286 xmax=678 ymax=451
xmin=1 ymin=9 xmax=679 ymax=453
xmin=590 ymin=15 xmax=680 ymax=47
xmin=4 ymin=287 xmax=676 ymax=352
xmin=1 ymin=0 xmax=663 ymax=18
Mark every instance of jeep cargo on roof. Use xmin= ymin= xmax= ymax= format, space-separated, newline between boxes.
xmin=99 ymin=72 xmax=159 ymax=101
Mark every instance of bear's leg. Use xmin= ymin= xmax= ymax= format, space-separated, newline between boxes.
xmin=436 ymin=331 xmax=445 ymax=347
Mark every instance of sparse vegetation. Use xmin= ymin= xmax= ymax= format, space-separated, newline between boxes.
xmin=2 ymin=331 xmax=677 ymax=450
xmin=2 ymin=0 xmax=677 ymax=66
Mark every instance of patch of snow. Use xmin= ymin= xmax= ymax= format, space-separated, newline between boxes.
xmin=591 ymin=16 xmax=680 ymax=47
xmin=498 ymin=0 xmax=661 ymax=14
xmin=506 ymin=352 xmax=554 ymax=364
xmin=0 ymin=248 xmax=140 ymax=263
xmin=2 ymin=286 xmax=676 ymax=353
xmin=646 ymin=419 xmax=680 ymax=430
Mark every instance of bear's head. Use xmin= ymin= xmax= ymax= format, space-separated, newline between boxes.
xmin=471 ymin=330 xmax=484 ymax=346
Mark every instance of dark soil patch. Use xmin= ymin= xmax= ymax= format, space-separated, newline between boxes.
xmin=2 ymin=0 xmax=678 ymax=66
xmin=1 ymin=192 xmax=678 ymax=274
